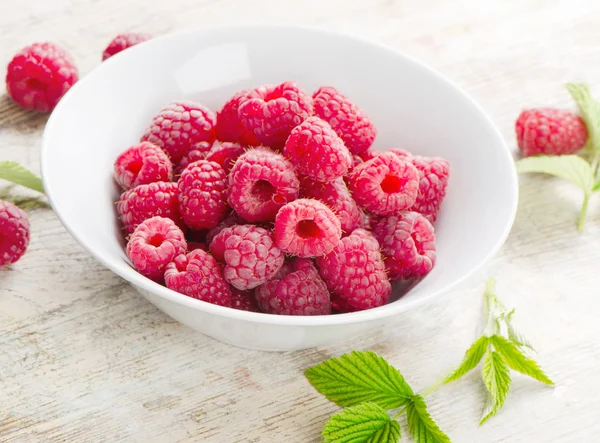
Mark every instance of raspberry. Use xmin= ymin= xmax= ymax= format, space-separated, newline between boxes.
xmin=6 ymin=42 xmax=79 ymax=112
xmin=113 ymin=142 xmax=173 ymax=189
xmin=178 ymin=160 xmax=228 ymax=230
xmin=0 ymin=200 xmax=30 ymax=266
xmin=215 ymin=90 xmax=261 ymax=146
xmin=284 ymin=117 xmax=352 ymax=182
xmin=102 ymin=32 xmax=151 ymax=61
xmin=117 ymin=181 xmax=182 ymax=234
xmin=175 ymin=141 xmax=212 ymax=174
xmin=516 ymin=108 xmax=588 ymax=157
xmin=141 ymin=101 xmax=217 ymax=163
xmin=255 ymin=258 xmax=330 ymax=315
xmin=347 ymin=152 xmax=419 ymax=216
xmin=209 ymin=225 xmax=284 ymax=290
xmin=164 ymin=249 xmax=231 ymax=306
xmin=300 ymin=177 xmax=363 ymax=234
xmin=316 ymin=229 xmax=391 ymax=312
xmin=206 ymin=212 xmax=244 ymax=246
xmin=206 ymin=142 xmax=245 ymax=173
xmin=238 ymin=81 xmax=313 ymax=147
xmin=312 ymin=86 xmax=376 ymax=154
xmin=126 ymin=216 xmax=187 ymax=281
xmin=230 ymin=287 xmax=261 ymax=312
xmin=228 ymin=148 xmax=299 ymax=222
xmin=372 ymin=212 xmax=436 ymax=280
xmin=274 ymin=199 xmax=341 ymax=257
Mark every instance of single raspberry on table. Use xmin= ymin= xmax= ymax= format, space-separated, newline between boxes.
xmin=178 ymin=160 xmax=228 ymax=230
xmin=215 ymin=90 xmax=261 ymax=146
xmin=516 ymin=108 xmax=588 ymax=157
xmin=164 ymin=249 xmax=231 ymax=306
xmin=312 ymin=86 xmax=376 ymax=154
xmin=316 ymin=229 xmax=391 ymax=312
xmin=347 ymin=152 xmax=419 ymax=216
xmin=255 ymin=258 xmax=331 ymax=315
xmin=0 ymin=200 xmax=30 ymax=266
xmin=6 ymin=42 xmax=79 ymax=112
xmin=238 ymin=81 xmax=313 ymax=147
xmin=141 ymin=101 xmax=216 ymax=163
xmin=113 ymin=141 xmax=173 ymax=189
xmin=102 ymin=32 xmax=151 ymax=61
xmin=126 ymin=216 xmax=187 ymax=282
xmin=284 ymin=117 xmax=352 ymax=183
xmin=372 ymin=212 xmax=436 ymax=280
xmin=117 ymin=181 xmax=182 ymax=234
xmin=230 ymin=287 xmax=261 ymax=312
xmin=228 ymin=147 xmax=299 ymax=222
xmin=209 ymin=224 xmax=284 ymax=290
xmin=274 ymin=199 xmax=341 ymax=258
xmin=206 ymin=142 xmax=245 ymax=173
xmin=175 ymin=141 xmax=212 ymax=174
xmin=300 ymin=177 xmax=363 ymax=234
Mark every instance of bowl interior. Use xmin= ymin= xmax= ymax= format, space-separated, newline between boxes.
xmin=42 ymin=26 xmax=517 ymax=324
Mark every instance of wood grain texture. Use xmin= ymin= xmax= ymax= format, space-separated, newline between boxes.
xmin=1 ymin=0 xmax=600 ymax=441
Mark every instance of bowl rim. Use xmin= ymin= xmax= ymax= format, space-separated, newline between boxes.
xmin=41 ymin=24 xmax=519 ymax=327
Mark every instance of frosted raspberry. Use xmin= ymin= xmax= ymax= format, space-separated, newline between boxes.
xmin=113 ymin=142 xmax=173 ymax=189
xmin=312 ymin=86 xmax=376 ymax=154
xmin=206 ymin=212 xmax=244 ymax=246
xmin=164 ymin=249 xmax=231 ymax=306
xmin=372 ymin=212 xmax=436 ymax=280
xmin=516 ymin=108 xmax=588 ymax=157
xmin=0 ymin=200 xmax=30 ymax=266
xmin=206 ymin=142 xmax=245 ymax=173
xmin=300 ymin=177 xmax=363 ymax=234
xmin=216 ymin=90 xmax=261 ymax=146
xmin=141 ymin=101 xmax=217 ymax=163
xmin=274 ymin=199 xmax=341 ymax=257
xmin=238 ymin=81 xmax=313 ymax=147
xmin=231 ymin=287 xmax=261 ymax=312
xmin=347 ymin=152 xmax=419 ymax=216
xmin=117 ymin=181 xmax=182 ymax=234
xmin=316 ymin=229 xmax=391 ymax=312
xmin=6 ymin=42 xmax=79 ymax=112
xmin=126 ymin=216 xmax=187 ymax=281
xmin=175 ymin=141 xmax=212 ymax=174
xmin=255 ymin=258 xmax=330 ymax=315
xmin=102 ymin=32 xmax=151 ymax=61
xmin=209 ymin=225 xmax=284 ymax=290
xmin=228 ymin=148 xmax=299 ymax=222
xmin=284 ymin=117 xmax=352 ymax=182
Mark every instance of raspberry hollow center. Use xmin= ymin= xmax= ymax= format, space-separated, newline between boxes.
xmin=296 ymin=220 xmax=322 ymax=238
xmin=252 ymin=179 xmax=277 ymax=203
xmin=380 ymin=174 xmax=403 ymax=193
xmin=127 ymin=158 xmax=143 ymax=175
xmin=148 ymin=233 xmax=164 ymax=247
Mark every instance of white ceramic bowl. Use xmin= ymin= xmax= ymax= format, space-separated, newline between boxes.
xmin=41 ymin=25 xmax=518 ymax=351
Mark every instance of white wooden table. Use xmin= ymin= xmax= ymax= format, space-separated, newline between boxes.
xmin=2 ymin=0 xmax=600 ymax=441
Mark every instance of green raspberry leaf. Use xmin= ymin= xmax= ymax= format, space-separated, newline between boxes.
xmin=504 ymin=310 xmax=535 ymax=351
xmin=515 ymin=155 xmax=594 ymax=193
xmin=444 ymin=335 xmax=490 ymax=384
xmin=0 ymin=161 xmax=44 ymax=194
xmin=305 ymin=351 xmax=414 ymax=409
xmin=490 ymin=335 xmax=554 ymax=386
xmin=406 ymin=395 xmax=451 ymax=443
xmin=566 ymin=83 xmax=600 ymax=152
xmin=480 ymin=349 xmax=511 ymax=425
xmin=322 ymin=403 xmax=401 ymax=443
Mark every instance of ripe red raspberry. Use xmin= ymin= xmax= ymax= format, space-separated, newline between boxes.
xmin=516 ymin=108 xmax=588 ymax=157
xmin=206 ymin=212 xmax=244 ymax=246
xmin=238 ymin=81 xmax=313 ymax=147
xmin=175 ymin=141 xmax=212 ymax=174
xmin=102 ymin=32 xmax=151 ymax=61
xmin=113 ymin=142 xmax=173 ymax=189
xmin=284 ymin=117 xmax=352 ymax=182
xmin=6 ymin=42 xmax=79 ymax=112
xmin=228 ymin=148 xmax=299 ymax=222
xmin=117 ymin=181 xmax=182 ymax=234
xmin=0 ymin=200 xmax=30 ymax=266
xmin=372 ymin=212 xmax=436 ymax=280
xmin=255 ymin=258 xmax=331 ymax=315
xmin=164 ymin=249 xmax=231 ymax=306
xmin=141 ymin=101 xmax=217 ymax=163
xmin=178 ymin=160 xmax=228 ymax=230
xmin=230 ymin=287 xmax=261 ymax=312
xmin=216 ymin=90 xmax=261 ymax=146
xmin=274 ymin=199 xmax=341 ymax=257
xmin=316 ymin=229 xmax=391 ymax=312
xmin=209 ymin=225 xmax=284 ymax=290
xmin=206 ymin=142 xmax=245 ymax=173
xmin=347 ymin=152 xmax=419 ymax=216
xmin=126 ymin=216 xmax=187 ymax=281
xmin=312 ymin=86 xmax=376 ymax=154
xmin=300 ymin=177 xmax=363 ymax=234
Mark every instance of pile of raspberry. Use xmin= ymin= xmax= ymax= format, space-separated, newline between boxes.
xmin=114 ymin=81 xmax=450 ymax=316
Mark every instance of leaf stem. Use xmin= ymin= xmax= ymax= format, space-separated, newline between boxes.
xmin=578 ymin=193 xmax=590 ymax=232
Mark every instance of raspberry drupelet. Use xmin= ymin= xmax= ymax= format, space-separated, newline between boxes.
xmin=113 ymin=142 xmax=173 ymax=190
xmin=0 ymin=200 xmax=30 ymax=266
